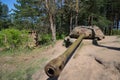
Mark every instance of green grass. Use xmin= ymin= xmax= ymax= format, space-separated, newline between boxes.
xmin=0 ymin=47 xmax=48 ymax=80
xmin=0 ymin=67 xmax=36 ymax=80
xmin=0 ymin=44 xmax=51 ymax=56
xmin=0 ymin=57 xmax=47 ymax=80
xmin=0 ymin=48 xmax=33 ymax=56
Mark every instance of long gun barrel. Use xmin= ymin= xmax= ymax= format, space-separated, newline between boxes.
xmin=44 ymin=34 xmax=85 ymax=78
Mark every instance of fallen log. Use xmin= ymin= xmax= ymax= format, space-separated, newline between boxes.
xmin=44 ymin=34 xmax=85 ymax=78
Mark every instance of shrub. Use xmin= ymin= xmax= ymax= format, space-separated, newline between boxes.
xmin=112 ymin=29 xmax=120 ymax=35
xmin=56 ymin=33 xmax=66 ymax=40
xmin=39 ymin=34 xmax=52 ymax=45
xmin=0 ymin=28 xmax=29 ymax=49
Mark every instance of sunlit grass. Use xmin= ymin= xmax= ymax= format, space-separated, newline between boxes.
xmin=0 ymin=56 xmax=47 ymax=80
xmin=0 ymin=46 xmax=48 ymax=80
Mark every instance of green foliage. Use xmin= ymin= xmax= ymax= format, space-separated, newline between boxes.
xmin=56 ymin=33 xmax=66 ymax=40
xmin=39 ymin=34 xmax=52 ymax=45
xmin=14 ymin=0 xmax=45 ymax=30
xmin=112 ymin=29 xmax=120 ymax=35
xmin=0 ymin=1 xmax=10 ymax=30
xmin=0 ymin=0 xmax=119 ymax=45
xmin=93 ymin=16 xmax=112 ymax=28
xmin=0 ymin=1 xmax=8 ymax=17
xmin=0 ymin=28 xmax=29 ymax=49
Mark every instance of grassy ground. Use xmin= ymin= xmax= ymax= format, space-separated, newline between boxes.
xmin=0 ymin=46 xmax=49 ymax=80
xmin=1 ymin=35 xmax=119 ymax=80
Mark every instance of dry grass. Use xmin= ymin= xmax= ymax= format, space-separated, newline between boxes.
xmin=0 ymin=47 xmax=48 ymax=80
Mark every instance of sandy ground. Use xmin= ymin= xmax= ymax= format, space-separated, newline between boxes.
xmin=32 ymin=40 xmax=67 ymax=80
xmin=33 ymin=36 xmax=120 ymax=80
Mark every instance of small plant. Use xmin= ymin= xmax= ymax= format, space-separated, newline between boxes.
xmin=39 ymin=34 xmax=52 ymax=45
xmin=56 ymin=33 xmax=66 ymax=40
xmin=0 ymin=28 xmax=29 ymax=50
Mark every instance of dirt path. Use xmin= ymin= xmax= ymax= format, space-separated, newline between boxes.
xmin=33 ymin=36 xmax=120 ymax=80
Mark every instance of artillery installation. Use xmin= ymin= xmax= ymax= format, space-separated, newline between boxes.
xmin=44 ymin=25 xmax=105 ymax=78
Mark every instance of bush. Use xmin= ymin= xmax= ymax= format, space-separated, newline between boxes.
xmin=0 ymin=28 xmax=29 ymax=49
xmin=39 ymin=34 xmax=52 ymax=45
xmin=56 ymin=33 xmax=66 ymax=40
xmin=112 ymin=29 xmax=120 ymax=35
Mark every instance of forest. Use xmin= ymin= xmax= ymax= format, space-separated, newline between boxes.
xmin=0 ymin=0 xmax=120 ymax=49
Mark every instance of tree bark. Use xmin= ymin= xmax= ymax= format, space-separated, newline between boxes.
xmin=88 ymin=15 xmax=93 ymax=26
xmin=75 ymin=0 xmax=79 ymax=27
xmin=45 ymin=0 xmax=56 ymax=42
xmin=70 ymin=13 xmax=73 ymax=32
xmin=75 ymin=12 xmax=78 ymax=27
xmin=116 ymin=14 xmax=119 ymax=30
xmin=49 ymin=14 xmax=56 ymax=42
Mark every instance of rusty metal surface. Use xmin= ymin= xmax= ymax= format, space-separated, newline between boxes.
xmin=44 ymin=34 xmax=84 ymax=78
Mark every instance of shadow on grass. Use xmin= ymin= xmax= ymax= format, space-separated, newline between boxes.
xmin=92 ymin=39 xmax=120 ymax=51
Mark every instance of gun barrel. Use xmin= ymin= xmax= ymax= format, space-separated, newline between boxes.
xmin=44 ymin=34 xmax=85 ymax=78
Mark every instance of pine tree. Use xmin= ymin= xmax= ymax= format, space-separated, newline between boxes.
xmin=14 ymin=0 xmax=42 ymax=29
xmin=0 ymin=0 xmax=9 ymax=30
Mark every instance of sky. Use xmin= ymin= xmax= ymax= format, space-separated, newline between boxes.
xmin=1 ymin=0 xmax=17 ymax=12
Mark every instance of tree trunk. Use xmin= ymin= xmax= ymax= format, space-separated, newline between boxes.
xmin=116 ymin=14 xmax=119 ymax=34
xmin=45 ymin=0 xmax=56 ymax=42
xmin=70 ymin=13 xmax=73 ymax=32
xmin=75 ymin=12 xmax=78 ymax=27
xmin=75 ymin=0 xmax=79 ymax=27
xmin=88 ymin=15 xmax=93 ymax=27
xmin=88 ymin=15 xmax=91 ymax=26
xmin=49 ymin=14 xmax=56 ymax=42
